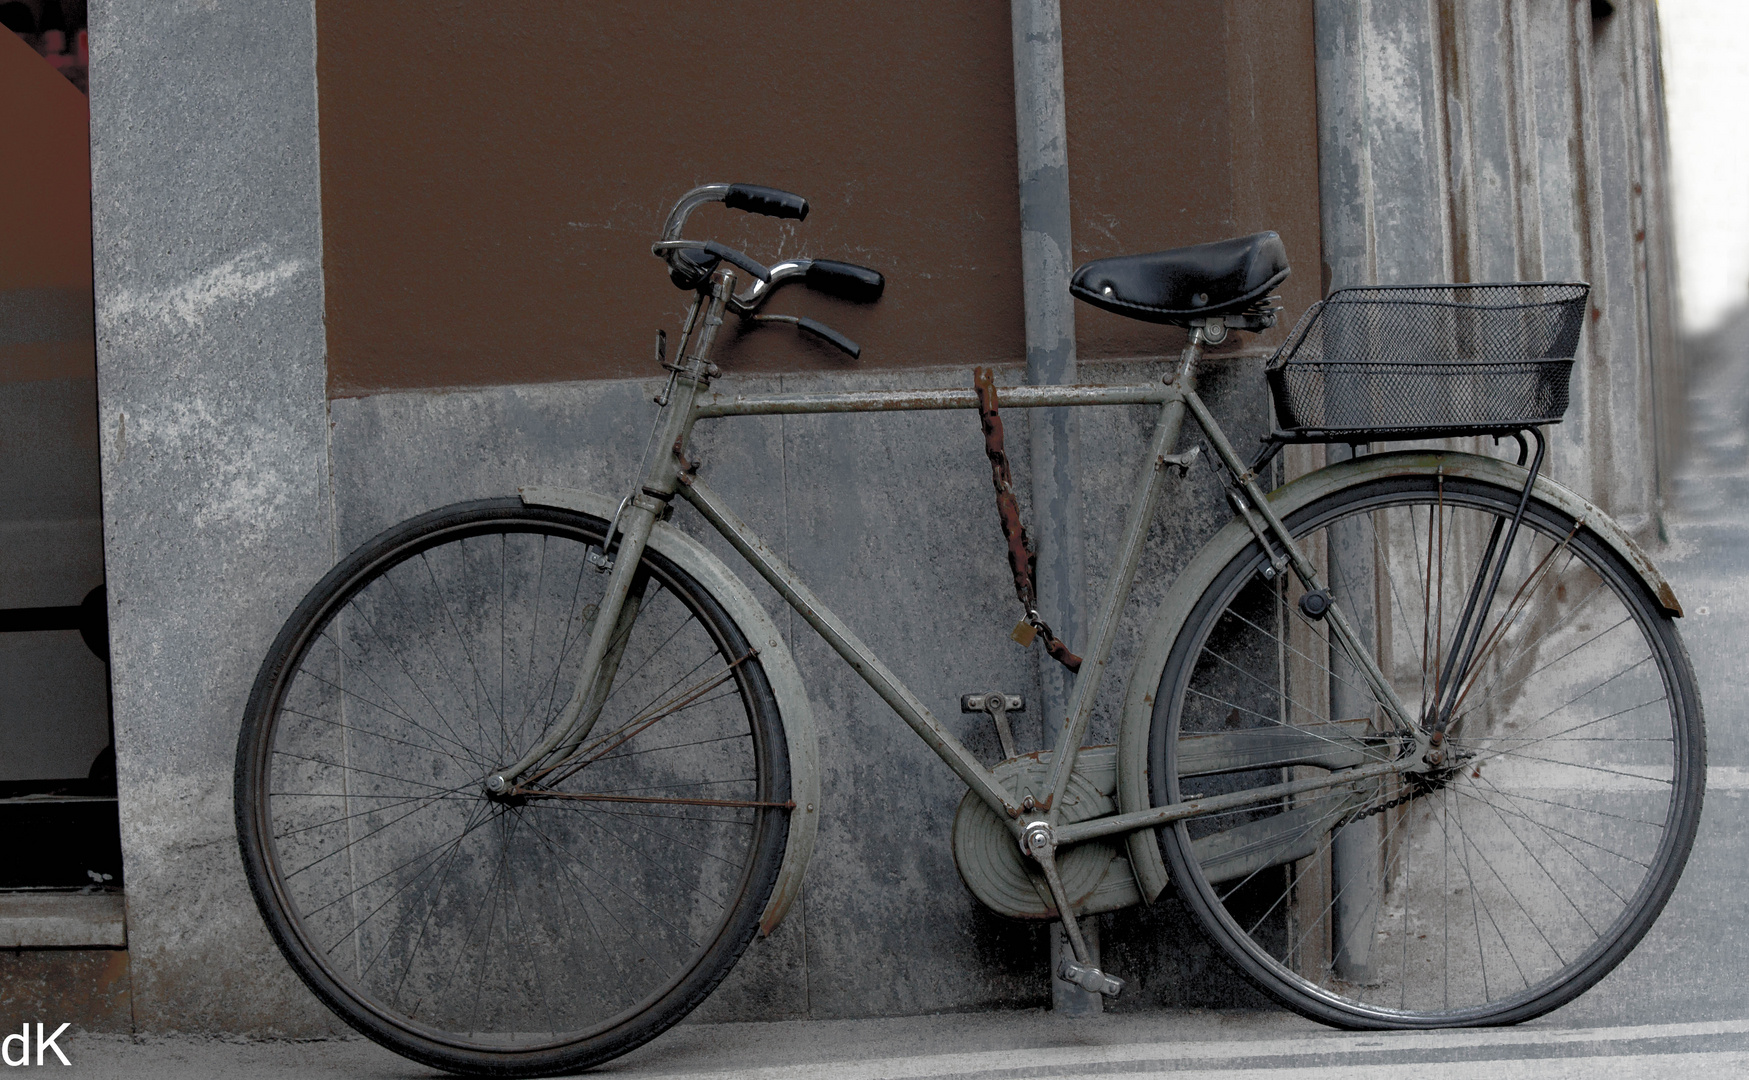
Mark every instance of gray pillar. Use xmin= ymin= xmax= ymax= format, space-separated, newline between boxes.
xmin=1313 ymin=1 xmax=1438 ymax=987
xmin=90 ymin=0 xmax=335 ymax=1030
xmin=1010 ymin=0 xmax=1082 ymax=749
xmin=1011 ymin=0 xmax=1095 ymax=1016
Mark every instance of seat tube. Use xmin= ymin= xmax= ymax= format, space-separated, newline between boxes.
xmin=1182 ymin=390 xmax=1419 ymax=736
xmin=1039 ymin=336 xmax=1204 ymax=821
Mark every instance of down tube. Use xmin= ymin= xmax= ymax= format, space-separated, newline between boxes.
xmin=676 ymin=476 xmax=1023 ymax=822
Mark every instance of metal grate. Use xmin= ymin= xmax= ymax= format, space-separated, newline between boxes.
xmin=1265 ymin=282 xmax=1589 ymax=441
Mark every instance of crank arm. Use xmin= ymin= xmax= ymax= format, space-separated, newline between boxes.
xmin=1022 ymin=821 xmax=1125 ymax=997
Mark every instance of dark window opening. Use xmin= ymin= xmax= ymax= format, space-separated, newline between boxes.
xmin=1 ymin=0 xmax=87 ymax=94
xmin=2 ymin=8 xmax=119 ymax=892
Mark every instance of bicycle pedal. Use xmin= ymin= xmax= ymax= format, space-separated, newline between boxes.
xmin=961 ymin=692 xmax=1024 ymax=760
xmin=1057 ymin=956 xmax=1124 ymax=997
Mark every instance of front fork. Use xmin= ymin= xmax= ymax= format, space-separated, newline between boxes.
xmin=486 ymin=267 xmax=739 ymax=794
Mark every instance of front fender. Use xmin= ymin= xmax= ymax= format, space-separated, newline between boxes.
xmin=518 ymin=484 xmax=819 ymax=935
xmin=1116 ymin=450 xmax=1682 ymax=902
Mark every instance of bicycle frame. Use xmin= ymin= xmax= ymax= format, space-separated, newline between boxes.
xmin=688 ymin=380 xmax=1427 ymax=838
xmin=488 ymin=263 xmax=1431 ymax=862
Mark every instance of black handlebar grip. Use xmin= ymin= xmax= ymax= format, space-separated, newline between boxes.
xmin=724 ymin=184 xmax=810 ymax=221
xmin=796 ymin=318 xmax=860 ymax=359
xmin=805 ymin=260 xmax=885 ymax=303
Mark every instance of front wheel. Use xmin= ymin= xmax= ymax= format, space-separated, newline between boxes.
xmin=1151 ymin=473 xmax=1704 ymax=1027
xmin=235 ymin=499 xmax=791 ymax=1076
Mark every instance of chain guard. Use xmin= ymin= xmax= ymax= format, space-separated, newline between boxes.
xmin=951 ymin=746 xmax=1141 ymax=919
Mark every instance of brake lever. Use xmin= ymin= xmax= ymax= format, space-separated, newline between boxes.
xmin=733 ymin=257 xmax=886 ymax=313
xmin=650 ymin=239 xmax=772 ymax=282
xmin=751 ymin=314 xmax=861 ymax=359
xmin=732 ymin=261 xmax=808 ymax=310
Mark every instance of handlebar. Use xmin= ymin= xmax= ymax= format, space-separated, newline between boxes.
xmin=806 ymin=260 xmax=884 ymax=303
xmin=654 ymin=239 xmax=773 ymax=282
xmin=729 ymin=257 xmax=885 ymax=314
xmin=659 ymin=182 xmax=809 ymax=241
xmin=653 ymin=183 xmax=885 ymax=358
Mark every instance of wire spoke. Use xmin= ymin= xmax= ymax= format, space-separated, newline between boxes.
xmin=304 ymin=628 xmax=491 ymax=769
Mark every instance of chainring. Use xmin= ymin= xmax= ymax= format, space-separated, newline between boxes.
xmin=951 ymin=748 xmax=1121 ymax=919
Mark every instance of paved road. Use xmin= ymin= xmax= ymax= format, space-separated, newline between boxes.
xmin=53 ymin=330 xmax=1749 ymax=1077
xmin=1474 ymin=315 xmax=1749 ymax=1044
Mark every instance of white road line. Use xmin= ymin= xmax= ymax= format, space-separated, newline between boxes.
xmin=1707 ymin=765 xmax=1749 ymax=790
xmin=1072 ymin=1051 xmax=1749 ymax=1080
xmin=616 ymin=1020 xmax=1749 ymax=1080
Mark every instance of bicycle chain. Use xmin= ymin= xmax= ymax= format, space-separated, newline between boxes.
xmin=1340 ymin=774 xmax=1441 ymax=827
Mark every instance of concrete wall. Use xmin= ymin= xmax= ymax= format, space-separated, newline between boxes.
xmin=89 ymin=0 xmax=334 ymax=1032
xmin=319 ymin=357 xmax=1272 ymax=1022
xmin=1314 ymin=0 xmax=1681 ymax=534
xmin=80 ymin=0 xmax=1295 ymax=1032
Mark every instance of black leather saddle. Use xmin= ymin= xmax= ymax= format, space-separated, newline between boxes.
xmin=1069 ymin=232 xmax=1289 ymax=325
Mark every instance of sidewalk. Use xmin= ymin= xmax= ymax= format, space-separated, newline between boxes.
xmin=53 ymin=1011 xmax=1749 ymax=1079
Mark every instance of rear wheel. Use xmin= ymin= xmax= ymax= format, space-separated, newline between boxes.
xmin=1152 ymin=473 xmax=1704 ymax=1026
xmin=236 ymin=499 xmax=790 ymax=1076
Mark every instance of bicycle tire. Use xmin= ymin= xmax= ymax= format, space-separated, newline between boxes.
xmin=236 ymin=498 xmax=790 ymax=1076
xmin=1150 ymin=472 xmax=1704 ymax=1027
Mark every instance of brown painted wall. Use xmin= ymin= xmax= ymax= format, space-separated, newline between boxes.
xmin=1 ymin=28 xmax=94 ymax=386
xmin=1062 ymin=0 xmax=1322 ymax=360
xmin=317 ymin=2 xmax=1319 ymax=396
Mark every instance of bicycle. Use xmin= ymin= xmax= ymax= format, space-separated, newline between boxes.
xmin=234 ymin=183 xmax=1706 ymax=1077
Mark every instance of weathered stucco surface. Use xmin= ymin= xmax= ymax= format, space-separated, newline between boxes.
xmin=1315 ymin=0 xmax=1680 ymax=533
xmin=319 ymin=355 xmax=1271 ymax=1021
xmin=89 ymin=0 xmax=339 ymax=1034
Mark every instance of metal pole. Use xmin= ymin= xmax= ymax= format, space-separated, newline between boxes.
xmin=1011 ymin=0 xmax=1095 ymax=1016
xmin=1326 ymin=447 xmax=1380 ymax=982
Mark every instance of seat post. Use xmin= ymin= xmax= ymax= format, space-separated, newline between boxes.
xmin=1173 ymin=325 xmax=1209 ymax=386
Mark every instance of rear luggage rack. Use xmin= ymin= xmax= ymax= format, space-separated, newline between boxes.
xmin=1265 ymin=282 xmax=1589 ymax=443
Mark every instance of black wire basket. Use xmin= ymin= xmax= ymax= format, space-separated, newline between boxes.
xmin=1265 ymin=282 xmax=1589 ymax=442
